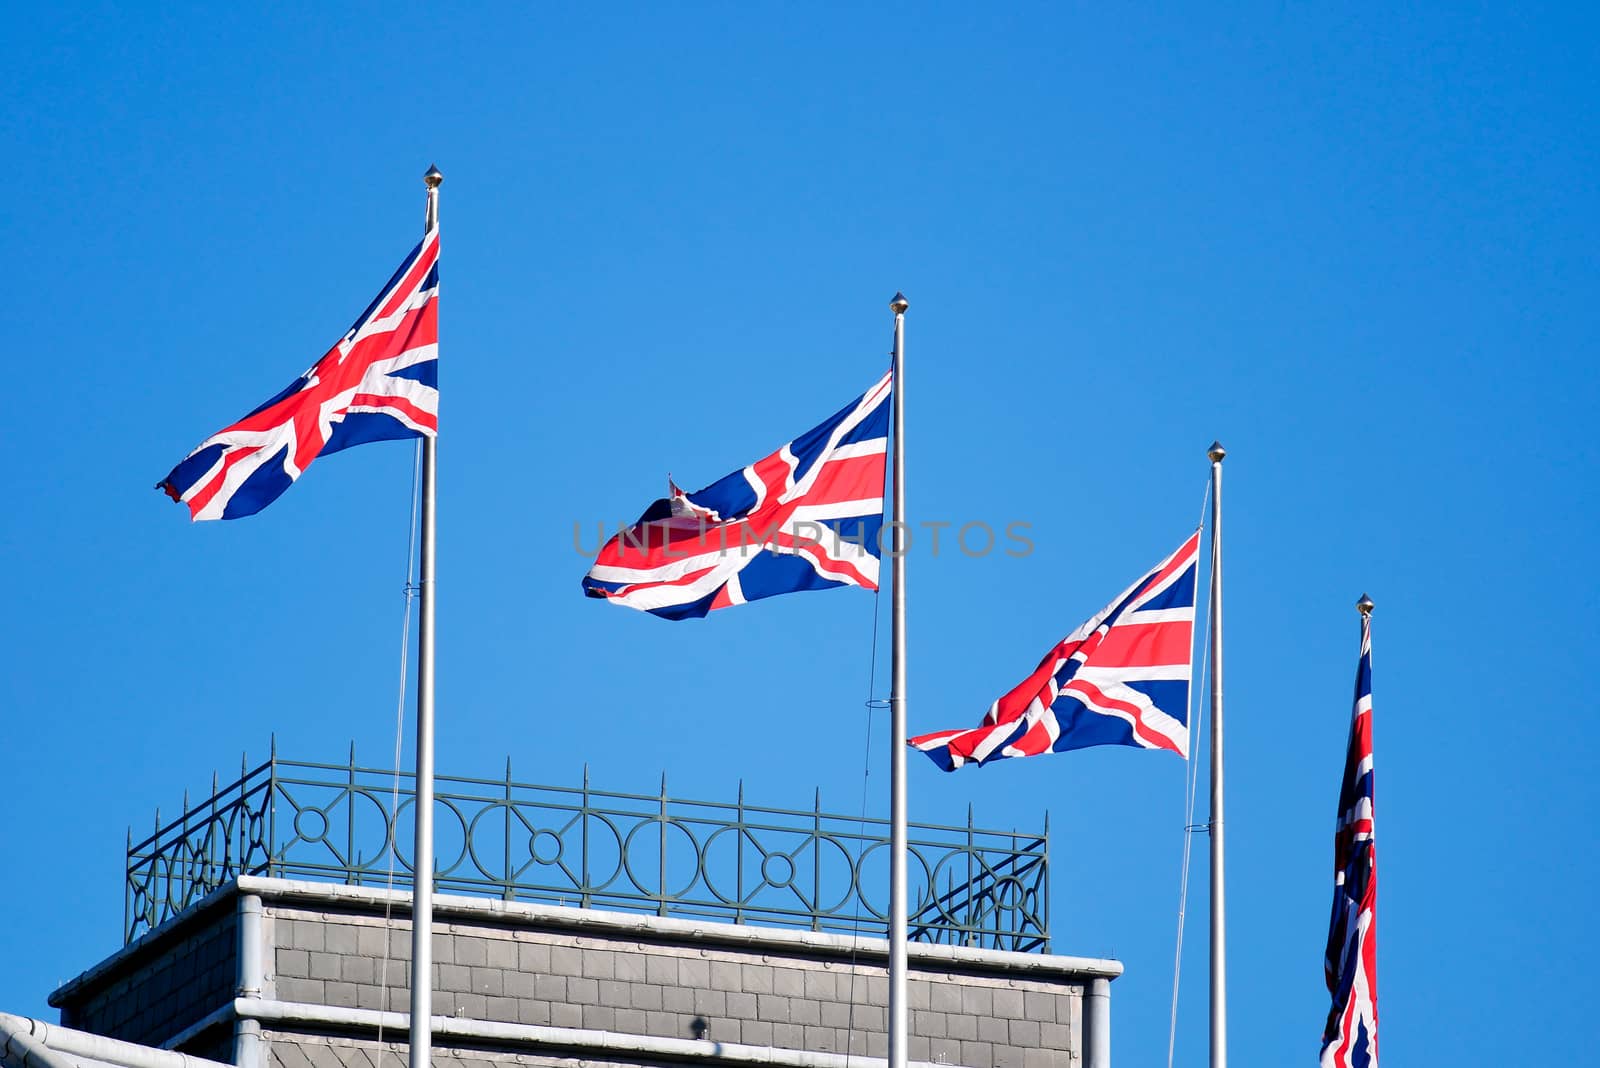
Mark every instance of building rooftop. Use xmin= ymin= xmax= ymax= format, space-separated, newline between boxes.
xmin=14 ymin=749 xmax=1114 ymax=1068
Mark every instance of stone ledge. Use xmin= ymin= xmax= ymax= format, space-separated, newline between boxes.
xmin=236 ymin=998 xmax=969 ymax=1068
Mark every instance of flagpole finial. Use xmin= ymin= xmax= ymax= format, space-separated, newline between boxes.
xmin=1207 ymin=440 xmax=1227 ymax=463
xmin=424 ymin=165 xmax=443 ymax=189
xmin=1357 ymin=593 xmax=1374 ymax=616
xmin=890 ymin=292 xmax=909 ymax=314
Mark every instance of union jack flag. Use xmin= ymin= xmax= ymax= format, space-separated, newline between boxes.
xmin=158 ymin=228 xmax=439 ymax=520
xmin=581 ymin=371 xmax=890 ymax=620
xmin=910 ymin=530 xmax=1199 ymax=768
xmin=1322 ymin=608 xmax=1378 ymax=1068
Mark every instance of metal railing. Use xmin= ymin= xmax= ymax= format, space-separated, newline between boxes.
xmin=125 ymin=743 xmax=1048 ymax=952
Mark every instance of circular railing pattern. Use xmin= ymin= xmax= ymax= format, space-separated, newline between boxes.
xmin=126 ymin=751 xmax=1047 ymax=952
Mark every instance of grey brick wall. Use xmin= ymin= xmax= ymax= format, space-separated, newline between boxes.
xmin=265 ymin=898 xmax=1084 ymax=1067
xmin=56 ymin=906 xmax=236 ymax=1050
xmin=52 ymin=879 xmax=1113 ymax=1068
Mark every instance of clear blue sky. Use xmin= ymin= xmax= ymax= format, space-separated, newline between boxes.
xmin=4 ymin=4 xmax=1596 ymax=1064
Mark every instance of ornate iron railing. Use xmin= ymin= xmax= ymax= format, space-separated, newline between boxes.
xmin=125 ymin=743 xmax=1048 ymax=952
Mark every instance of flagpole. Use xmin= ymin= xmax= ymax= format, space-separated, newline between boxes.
xmin=410 ymin=163 xmax=442 ymax=1068
xmin=887 ymin=291 xmax=909 ymax=1068
xmin=1206 ymin=440 xmax=1227 ymax=1068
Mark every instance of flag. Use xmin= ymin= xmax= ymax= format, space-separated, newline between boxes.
xmin=909 ymin=530 xmax=1200 ymax=769
xmin=158 ymin=228 xmax=440 ymax=520
xmin=581 ymin=371 xmax=891 ymax=620
xmin=1321 ymin=609 xmax=1378 ymax=1068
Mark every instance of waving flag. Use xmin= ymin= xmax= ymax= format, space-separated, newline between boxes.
xmin=582 ymin=371 xmax=891 ymax=620
xmin=1322 ymin=605 xmax=1378 ymax=1068
xmin=910 ymin=531 xmax=1200 ymax=769
xmin=158 ymin=228 xmax=440 ymax=520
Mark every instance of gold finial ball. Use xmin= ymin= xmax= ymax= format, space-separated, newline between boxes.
xmin=424 ymin=164 xmax=443 ymax=189
xmin=1356 ymin=593 xmax=1375 ymax=616
xmin=1207 ymin=440 xmax=1227 ymax=463
xmin=890 ymin=292 xmax=910 ymax=314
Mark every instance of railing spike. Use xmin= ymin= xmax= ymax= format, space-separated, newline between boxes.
xmin=349 ymin=739 xmax=356 ymax=766
xmin=738 ymin=779 xmax=744 ymax=804
xmin=660 ymin=770 xmax=667 ymax=796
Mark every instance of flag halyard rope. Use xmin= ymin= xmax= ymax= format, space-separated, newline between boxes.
xmin=377 ymin=438 xmax=424 ymax=1056
xmin=1167 ymin=474 xmax=1215 ymax=1068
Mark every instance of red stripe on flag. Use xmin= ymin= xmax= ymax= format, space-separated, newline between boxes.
xmin=1009 ymin=716 xmax=1055 ymax=757
xmin=376 ymin=237 xmax=438 ymax=321
xmin=989 ymin=639 xmax=1088 ymax=728
xmin=596 ymin=517 xmax=775 ymax=571
xmin=1089 ymin=620 xmax=1193 ymax=668
xmin=349 ymin=393 xmax=437 ymax=432
xmin=604 ymin=563 xmax=721 ymax=599
xmin=341 ymin=300 xmax=437 ymax=368
xmin=804 ymin=452 xmax=887 ymax=505
xmin=748 ymin=451 xmax=792 ymax=505
xmin=185 ymin=444 xmax=264 ymax=517
xmin=909 ymin=729 xmax=966 ymax=748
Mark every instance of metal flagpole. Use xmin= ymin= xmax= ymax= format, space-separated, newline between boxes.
xmin=410 ymin=163 xmax=443 ymax=1068
xmin=887 ymin=291 xmax=910 ymax=1068
xmin=1206 ymin=440 xmax=1227 ymax=1068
